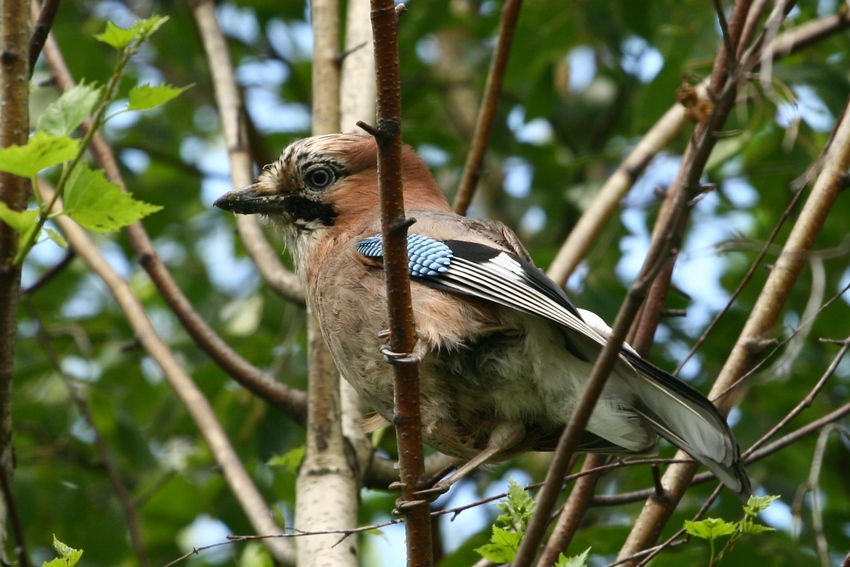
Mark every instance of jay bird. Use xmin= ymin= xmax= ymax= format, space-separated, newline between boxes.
xmin=214 ymin=133 xmax=751 ymax=500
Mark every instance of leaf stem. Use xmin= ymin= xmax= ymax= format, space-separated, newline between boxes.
xmin=14 ymin=32 xmax=146 ymax=265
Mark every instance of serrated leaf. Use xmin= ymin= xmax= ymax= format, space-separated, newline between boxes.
xmin=744 ymin=494 xmax=780 ymax=516
xmin=497 ymin=477 xmax=536 ymax=530
xmin=0 ymin=203 xmax=39 ymax=234
xmin=64 ymin=165 xmax=161 ymax=232
xmin=0 ymin=131 xmax=78 ymax=177
xmin=45 ymin=228 xmax=68 ymax=248
xmin=475 ymin=526 xmax=522 ymax=562
xmin=684 ymin=518 xmax=737 ymax=540
xmin=95 ymin=21 xmax=138 ymax=49
xmin=133 ymin=15 xmax=169 ymax=39
xmin=127 ymin=83 xmax=192 ymax=111
xmin=739 ymin=522 xmax=775 ymax=535
xmin=95 ymin=16 xmax=168 ymax=50
xmin=267 ymin=445 xmax=305 ymax=474
xmin=46 ymin=535 xmax=83 ymax=566
xmin=37 ymin=82 xmax=102 ymax=136
xmin=555 ymin=547 xmax=590 ymax=567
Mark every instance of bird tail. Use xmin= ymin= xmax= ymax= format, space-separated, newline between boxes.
xmin=623 ymin=352 xmax=751 ymax=501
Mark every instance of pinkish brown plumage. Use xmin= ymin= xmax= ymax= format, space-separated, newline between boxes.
xmin=215 ymin=133 xmax=751 ymax=500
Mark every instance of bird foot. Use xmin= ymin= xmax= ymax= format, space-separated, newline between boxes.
xmin=390 ymin=489 xmax=448 ymax=514
xmin=379 ymin=330 xmax=429 ymax=364
xmin=392 ymin=497 xmax=430 ymax=515
xmin=389 ymin=483 xmax=429 ymax=514
xmin=412 ymin=483 xmax=450 ymax=501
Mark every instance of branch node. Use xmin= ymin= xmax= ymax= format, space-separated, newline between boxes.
xmin=356 ymin=119 xmax=400 ymax=146
xmin=392 ymin=498 xmax=428 ymax=515
xmin=355 ymin=120 xmax=380 ymax=137
xmin=650 ymin=464 xmax=669 ymax=503
xmin=389 ymin=216 xmax=416 ymax=235
xmin=334 ymin=42 xmax=367 ymax=67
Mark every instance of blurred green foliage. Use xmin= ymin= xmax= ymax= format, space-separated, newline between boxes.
xmin=10 ymin=0 xmax=850 ymax=565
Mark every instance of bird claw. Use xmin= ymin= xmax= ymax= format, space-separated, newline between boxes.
xmin=379 ymin=330 xmax=429 ymax=364
xmin=392 ymin=498 xmax=429 ymax=515
xmin=413 ymin=483 xmax=450 ymax=501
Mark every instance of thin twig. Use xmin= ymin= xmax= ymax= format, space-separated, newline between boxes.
xmin=41 ymin=183 xmax=295 ymax=564
xmin=21 ymin=249 xmax=75 ymax=295
xmin=545 ymin=11 xmax=849 ymax=287
xmin=612 ymin=3 xmax=760 ymax=561
xmin=28 ymin=0 xmax=60 ymax=75
xmin=40 ymin=23 xmax=308 ymax=425
xmin=27 ymin=299 xmax=149 ymax=566
xmin=0 ymin=459 xmax=28 ymax=567
xmin=452 ymin=0 xmax=523 ymax=215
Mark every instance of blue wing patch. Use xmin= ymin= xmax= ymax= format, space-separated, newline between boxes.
xmin=356 ymin=234 xmax=453 ymax=277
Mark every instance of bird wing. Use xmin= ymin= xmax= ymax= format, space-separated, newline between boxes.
xmin=356 ymin=233 xmax=608 ymax=344
xmin=355 ymin=232 xmax=751 ymax=500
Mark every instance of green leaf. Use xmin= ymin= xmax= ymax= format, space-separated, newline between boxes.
xmin=95 ymin=21 xmax=138 ymax=49
xmin=45 ymin=228 xmax=68 ymax=248
xmin=64 ymin=165 xmax=162 ymax=232
xmin=127 ymin=83 xmax=191 ymax=111
xmin=497 ymin=477 xmax=536 ymax=531
xmin=744 ymin=495 xmax=780 ymax=517
xmin=36 ymin=82 xmax=102 ymax=136
xmin=95 ymin=15 xmax=169 ymax=49
xmin=0 ymin=203 xmax=39 ymax=234
xmin=267 ymin=445 xmax=305 ymax=475
xmin=684 ymin=518 xmax=738 ymax=540
xmin=739 ymin=522 xmax=775 ymax=535
xmin=555 ymin=547 xmax=591 ymax=567
xmin=0 ymin=131 xmax=78 ymax=177
xmin=475 ymin=526 xmax=522 ymax=562
xmin=133 ymin=15 xmax=169 ymax=39
xmin=43 ymin=535 xmax=83 ymax=566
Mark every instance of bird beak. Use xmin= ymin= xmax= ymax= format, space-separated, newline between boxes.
xmin=214 ymin=184 xmax=285 ymax=215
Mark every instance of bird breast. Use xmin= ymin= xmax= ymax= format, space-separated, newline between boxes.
xmin=308 ymin=239 xmax=594 ymax=459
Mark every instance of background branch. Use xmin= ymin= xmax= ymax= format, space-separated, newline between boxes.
xmin=42 ymin=185 xmax=294 ymax=564
xmin=293 ymin=0 xmax=361 ymax=564
xmin=620 ymin=90 xmax=850 ymax=563
xmin=452 ymin=0 xmax=523 ymax=215
xmin=40 ymin=23 xmax=308 ymax=425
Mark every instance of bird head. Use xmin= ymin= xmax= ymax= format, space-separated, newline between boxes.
xmin=214 ymin=134 xmax=452 ymax=250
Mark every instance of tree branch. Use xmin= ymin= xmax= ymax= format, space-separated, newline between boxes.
xmin=293 ymin=0 xmax=361 ymax=564
xmin=188 ymin=0 xmax=304 ymax=306
xmin=27 ymin=0 xmax=58 ymax=74
xmin=338 ymin=0 xmax=379 ymax=483
xmin=28 ymin=301 xmax=149 ymax=566
xmin=619 ymin=89 xmax=850 ymax=563
xmin=0 ymin=0 xmax=30 ymax=563
xmin=365 ymin=1 xmax=432 ymax=565
xmin=41 ymin=184 xmax=295 ymax=565
xmin=546 ymin=10 xmax=850 ymax=287
xmin=452 ymin=0 xmax=523 ymax=215
xmin=40 ymin=24 xmax=308 ymax=425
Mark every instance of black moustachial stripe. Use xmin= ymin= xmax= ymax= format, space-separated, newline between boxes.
xmin=283 ymin=195 xmax=337 ymax=227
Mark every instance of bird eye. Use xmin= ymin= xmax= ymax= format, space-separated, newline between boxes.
xmin=304 ymin=166 xmax=335 ymax=190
